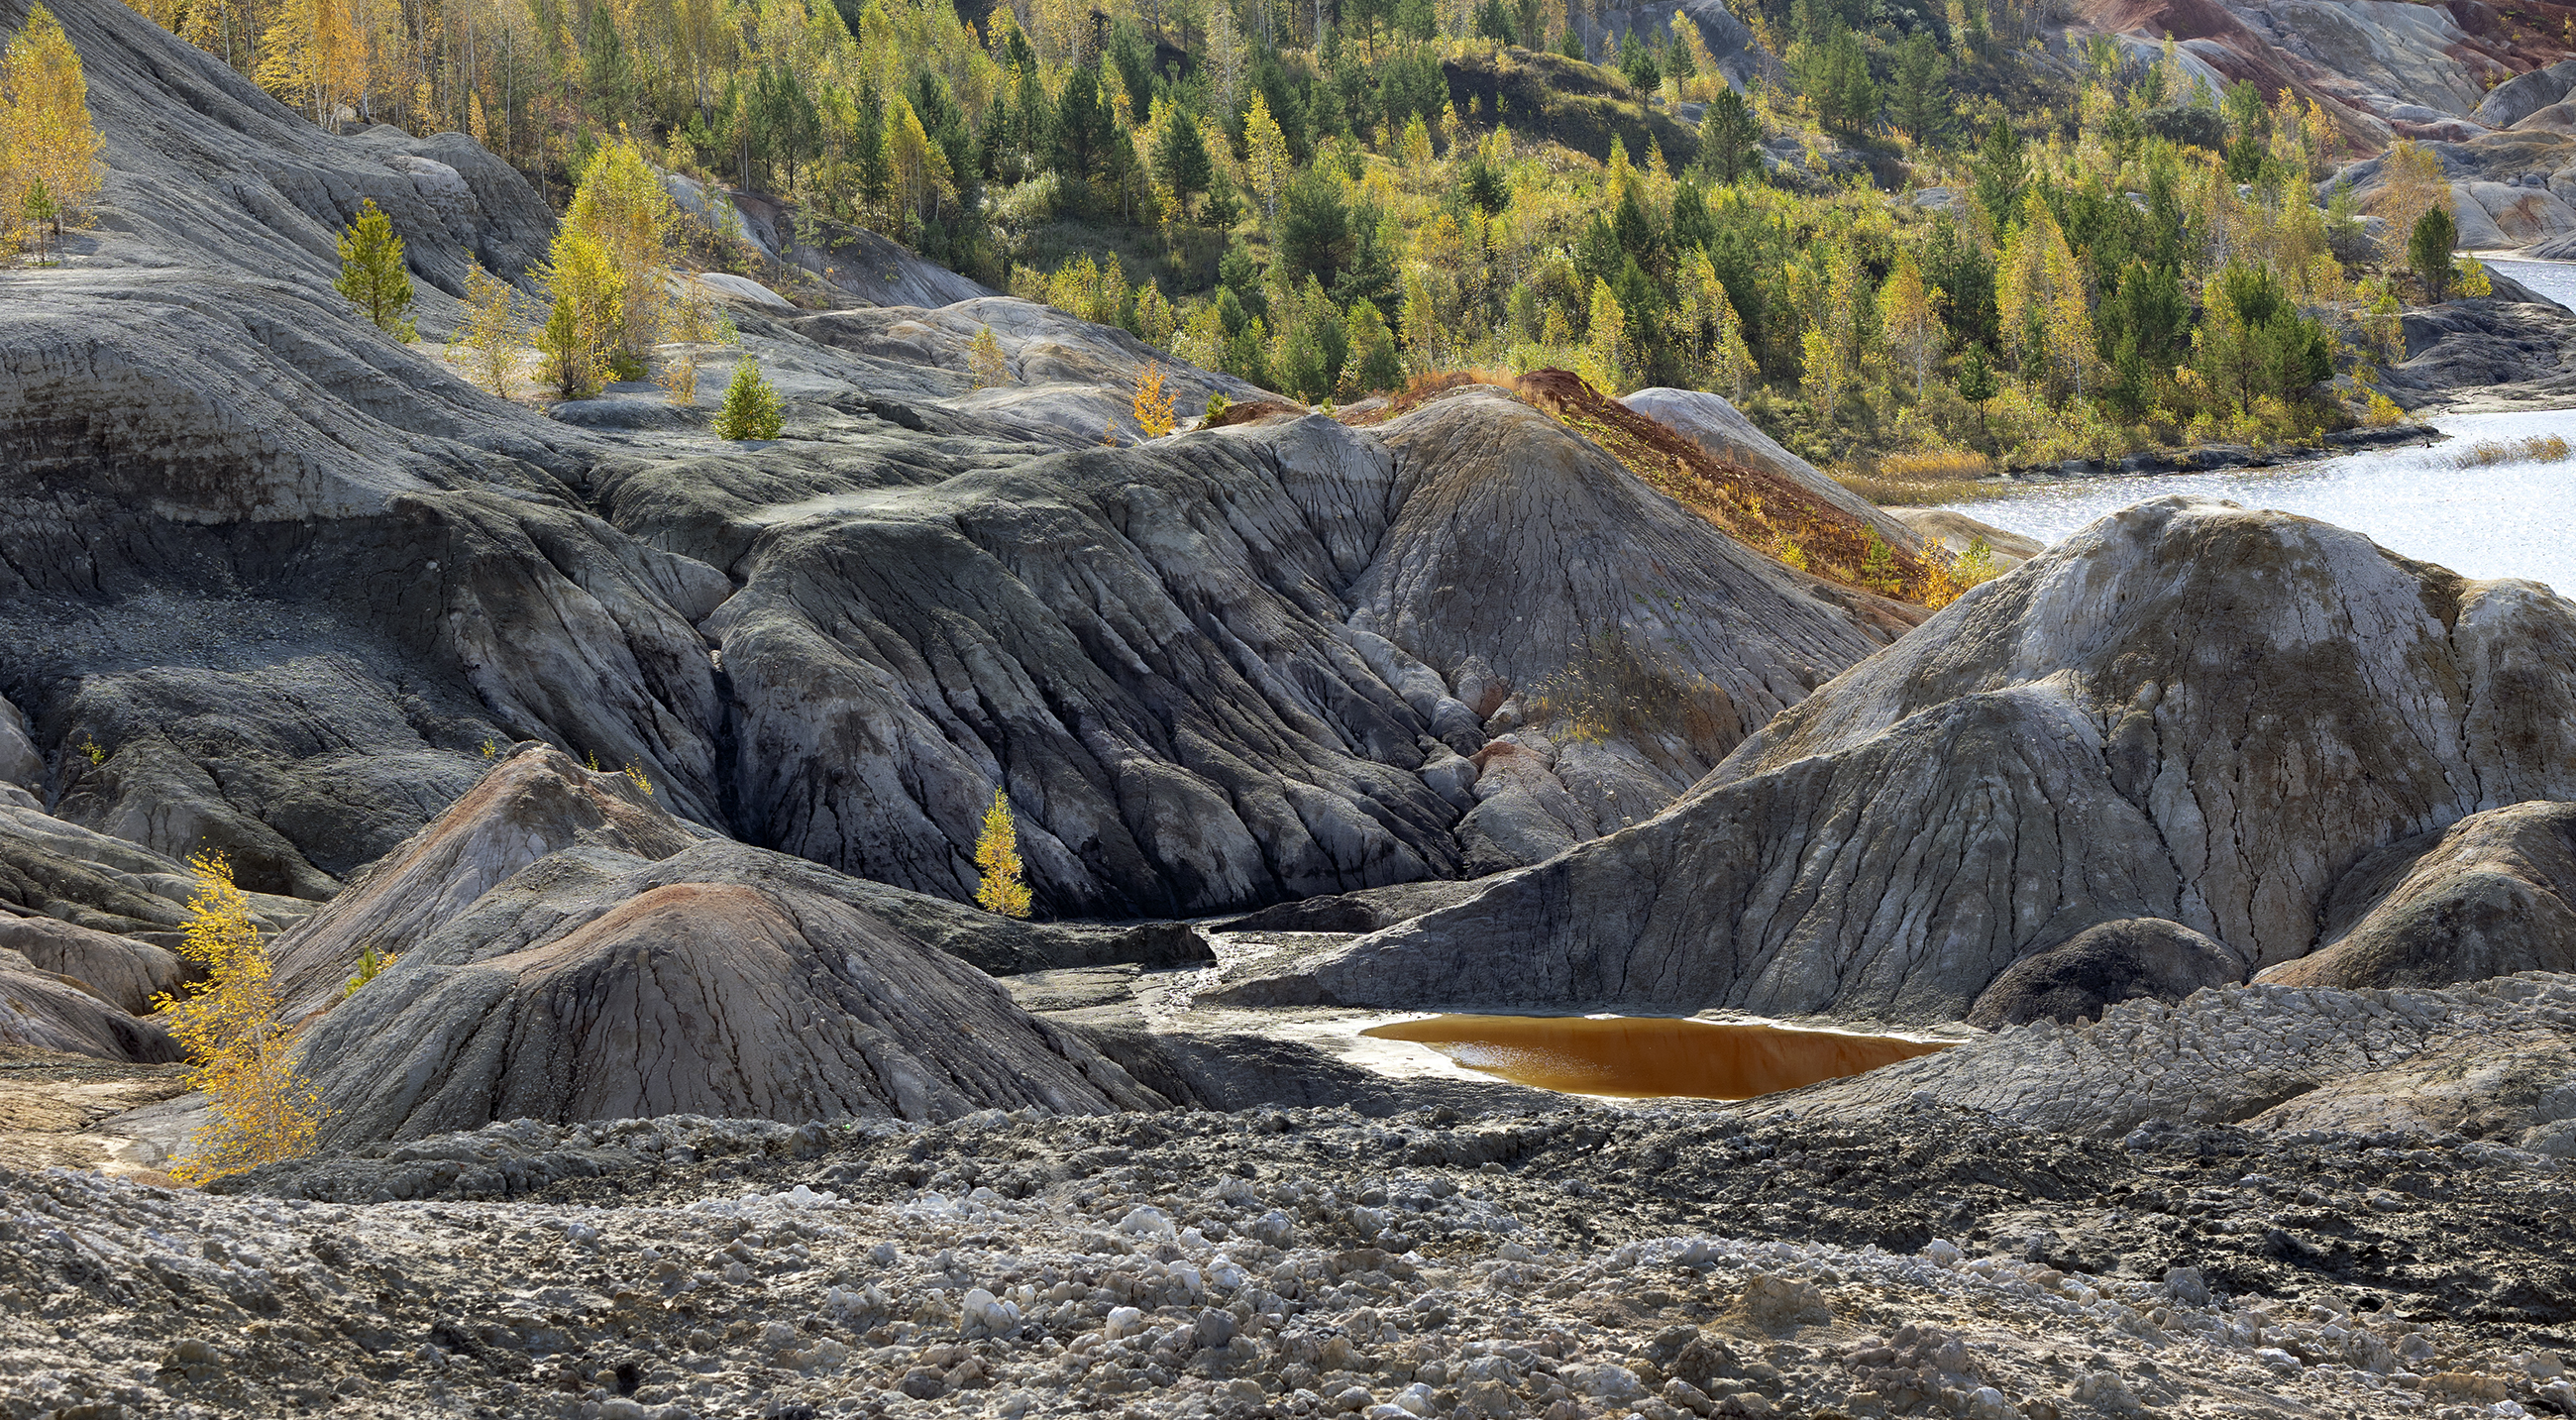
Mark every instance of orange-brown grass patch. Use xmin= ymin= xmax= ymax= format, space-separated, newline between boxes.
xmin=1334 ymin=370 xmax=1519 ymax=426
xmin=1509 ymin=369 xmax=1942 ymax=606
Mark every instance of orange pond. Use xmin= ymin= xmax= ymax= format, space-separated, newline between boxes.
xmin=1358 ymin=1014 xmax=1953 ymax=1100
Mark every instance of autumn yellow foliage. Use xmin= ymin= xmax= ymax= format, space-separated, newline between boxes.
xmin=1132 ymin=362 xmax=1176 ymax=438
xmin=1 ymin=3 xmax=105 ymax=259
xmin=152 ymin=853 xmax=324 ymax=1183
xmin=973 ymin=788 xmax=1032 ymax=918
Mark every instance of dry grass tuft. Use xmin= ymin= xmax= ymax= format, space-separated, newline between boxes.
xmin=2449 ymin=434 xmax=2572 ymax=469
xmin=1837 ymin=449 xmax=1996 ymax=506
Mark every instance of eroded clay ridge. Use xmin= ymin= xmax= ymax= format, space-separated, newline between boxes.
xmin=1228 ymin=496 xmax=2576 ymax=1021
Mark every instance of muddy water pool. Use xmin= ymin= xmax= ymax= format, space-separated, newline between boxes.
xmin=1358 ymin=1014 xmax=1952 ymax=1100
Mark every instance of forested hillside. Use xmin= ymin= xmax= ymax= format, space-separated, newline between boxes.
xmin=102 ymin=0 xmax=2524 ymax=477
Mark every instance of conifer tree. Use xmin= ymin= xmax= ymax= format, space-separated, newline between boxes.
xmin=1050 ymin=62 xmax=1115 ymax=189
xmin=1958 ymin=345 xmax=1999 ymax=440
xmin=20 ymin=177 xmax=54 ymax=262
xmin=2410 ymin=208 xmax=2456 ymax=303
xmin=335 ymin=197 xmax=415 ymax=339
xmin=973 ymin=788 xmax=1032 ymax=917
xmin=1153 ymin=104 xmax=1213 ymax=218
xmin=153 ymin=852 xmax=323 ymax=1183
xmin=713 ymin=357 xmax=783 ymax=439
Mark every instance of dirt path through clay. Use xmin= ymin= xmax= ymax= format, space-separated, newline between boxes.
xmin=0 ymin=1051 xmax=191 ymax=1178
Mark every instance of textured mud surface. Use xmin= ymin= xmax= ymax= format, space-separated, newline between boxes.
xmin=4 ymin=1102 xmax=2572 ymax=1419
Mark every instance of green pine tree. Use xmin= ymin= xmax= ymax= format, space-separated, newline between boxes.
xmin=712 ymin=357 xmax=784 ymax=440
xmin=335 ymin=198 xmax=416 ymax=340
xmin=1153 ymin=107 xmax=1213 ymax=218
xmin=20 ymin=177 xmax=57 ymax=264
xmin=2410 ymin=208 xmax=2457 ymax=303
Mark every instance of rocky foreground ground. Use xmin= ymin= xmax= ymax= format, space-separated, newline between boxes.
xmin=4 ymin=1093 xmax=2572 ymax=1420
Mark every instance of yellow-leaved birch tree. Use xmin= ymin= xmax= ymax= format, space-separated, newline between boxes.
xmin=153 ymin=853 xmax=325 ymax=1182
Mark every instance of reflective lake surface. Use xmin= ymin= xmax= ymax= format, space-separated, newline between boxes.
xmin=1944 ymin=260 xmax=2576 ymax=588
xmin=1944 ymin=406 xmax=2576 ymax=592
xmin=1358 ymin=1015 xmax=1952 ymax=1100
xmin=2488 ymin=257 xmax=2576 ymax=309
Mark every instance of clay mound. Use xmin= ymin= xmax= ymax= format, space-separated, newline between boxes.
xmin=2261 ymin=801 xmax=2576 ymax=991
xmin=272 ymin=747 xmax=1212 ymax=1013
xmin=1224 ymin=496 xmax=2576 ymax=1021
xmin=295 ymin=869 xmax=1161 ymax=1143
xmin=1355 ymin=384 xmax=1896 ymax=763
xmin=0 ymin=949 xmax=179 ymax=1061
xmin=268 ymin=744 xmax=703 ymax=1013
xmin=0 ymin=916 xmax=186 ymax=1016
xmin=280 ymin=753 xmax=1168 ymax=1142
xmin=1966 ymin=919 xmax=2243 ymax=1029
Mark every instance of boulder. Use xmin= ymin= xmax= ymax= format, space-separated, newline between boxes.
xmin=2260 ymin=801 xmax=2576 ymax=990
xmin=1966 ymin=919 xmax=2244 ymax=1028
xmin=1223 ymin=497 xmax=2576 ymax=1022
xmin=1885 ymin=509 xmax=2045 ymax=569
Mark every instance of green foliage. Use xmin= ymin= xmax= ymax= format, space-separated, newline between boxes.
xmin=1153 ymin=107 xmax=1213 ymax=217
xmin=2196 ymin=261 xmax=2332 ymax=413
xmin=18 ymin=176 xmax=55 ymax=262
xmin=343 ymin=944 xmax=397 ymax=998
xmin=1887 ymin=34 xmax=1950 ymax=146
xmin=1701 ymin=88 xmax=1761 ymax=184
xmin=712 ymin=358 xmax=784 ymax=440
xmin=2410 ymin=208 xmax=2457 ymax=302
xmin=335 ymin=198 xmax=415 ymax=340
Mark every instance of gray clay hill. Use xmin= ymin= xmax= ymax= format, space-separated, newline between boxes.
xmin=3 ymin=0 xmax=2576 ymax=1417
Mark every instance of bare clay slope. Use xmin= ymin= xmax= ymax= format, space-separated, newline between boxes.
xmin=0 ymin=0 xmax=734 ymax=900
xmin=1226 ymin=496 xmax=2576 ymax=1022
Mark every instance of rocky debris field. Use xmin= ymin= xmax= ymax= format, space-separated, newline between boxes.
xmin=4 ymin=1099 xmax=2572 ymax=1420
